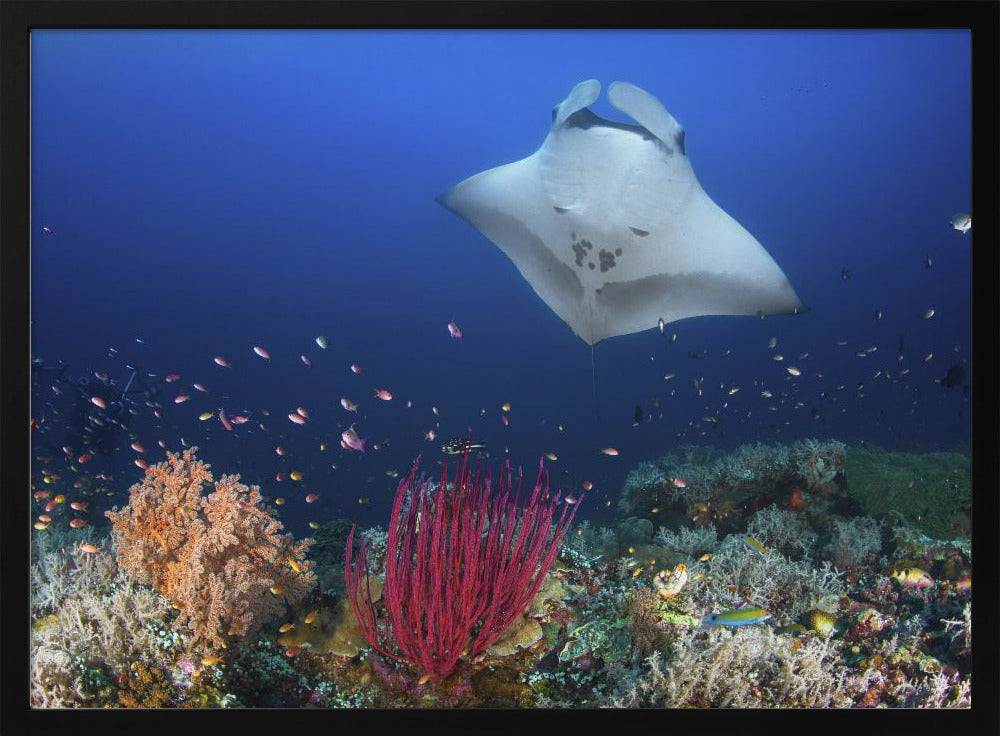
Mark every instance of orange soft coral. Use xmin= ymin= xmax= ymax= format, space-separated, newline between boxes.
xmin=106 ymin=448 xmax=315 ymax=650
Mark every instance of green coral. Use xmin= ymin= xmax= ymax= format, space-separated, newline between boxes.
xmin=559 ymin=620 xmax=630 ymax=664
xmin=844 ymin=446 xmax=971 ymax=538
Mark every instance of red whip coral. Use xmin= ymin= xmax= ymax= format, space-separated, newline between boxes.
xmin=345 ymin=451 xmax=582 ymax=681
xmin=106 ymin=448 xmax=315 ymax=650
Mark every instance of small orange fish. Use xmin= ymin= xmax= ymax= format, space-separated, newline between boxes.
xmin=305 ymin=493 xmax=319 ymax=503
xmin=284 ymin=645 xmax=302 ymax=657
xmin=79 ymin=543 xmax=100 ymax=554
xmin=54 ymin=494 xmax=66 ymax=504
xmin=424 ymin=429 xmax=436 ymax=441
xmin=275 ymin=497 xmax=286 ymax=505
xmin=290 ymin=471 xmax=303 ymax=481
xmin=34 ymin=490 xmax=50 ymax=500
xmin=304 ymin=609 xmax=318 ymax=625
xmin=669 ymin=477 xmax=686 ymax=488
xmin=296 ymin=407 xmax=309 ymax=418
xmin=38 ymin=514 xmax=52 ymax=523
xmin=214 ymin=356 xmax=231 ymax=368
xmin=44 ymin=500 xmax=57 ymax=513
xmin=275 ymin=472 xmax=286 ymax=482
xmin=135 ymin=458 xmax=149 ymax=470
xmin=288 ymin=412 xmax=307 ymax=425
xmin=278 ymin=623 xmax=295 ymax=633
xmin=70 ymin=501 xmax=88 ymax=512
xmin=193 ymin=383 xmax=207 ymax=392
xmin=501 ymin=414 xmax=509 ymax=426
xmin=131 ymin=442 xmax=145 ymax=453
xmin=374 ymin=389 xmax=393 ymax=401
xmin=447 ymin=321 xmax=462 ymax=339
xmin=301 ymin=354 xmax=311 ymax=366
xmin=253 ymin=346 xmax=271 ymax=360
xmin=34 ymin=522 xmax=49 ymax=531
xmin=76 ymin=453 xmax=92 ymax=464
xmin=201 ymin=655 xmax=222 ymax=666
xmin=789 ymin=486 xmax=808 ymax=511
xmin=231 ymin=415 xmax=249 ymax=425
xmin=69 ymin=518 xmax=87 ymax=529
xmin=581 ymin=481 xmax=593 ymax=491
xmin=275 ymin=446 xmax=286 ymax=455
xmin=350 ymin=364 xmax=362 ymax=374
xmin=174 ymin=394 xmax=190 ymax=403
xmin=600 ymin=447 xmax=619 ymax=456
xmin=90 ymin=396 xmax=107 ymax=409
xmin=164 ymin=373 xmax=180 ymax=382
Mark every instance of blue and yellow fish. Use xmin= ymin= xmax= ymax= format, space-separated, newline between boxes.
xmin=742 ymin=534 xmax=767 ymax=558
xmin=702 ymin=606 xmax=772 ymax=627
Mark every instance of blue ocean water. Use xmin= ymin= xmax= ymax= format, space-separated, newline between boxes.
xmin=30 ymin=30 xmax=971 ymax=537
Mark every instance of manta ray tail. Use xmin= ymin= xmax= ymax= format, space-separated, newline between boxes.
xmin=591 ymin=343 xmax=596 ymax=400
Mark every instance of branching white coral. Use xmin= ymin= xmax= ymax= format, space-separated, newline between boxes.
xmin=653 ymin=523 xmax=718 ymax=557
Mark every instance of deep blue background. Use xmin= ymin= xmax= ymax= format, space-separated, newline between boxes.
xmin=30 ymin=30 xmax=971 ymax=535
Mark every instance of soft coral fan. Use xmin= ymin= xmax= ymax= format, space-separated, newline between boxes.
xmin=106 ymin=448 xmax=315 ymax=650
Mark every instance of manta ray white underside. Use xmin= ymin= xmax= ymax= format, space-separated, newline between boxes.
xmin=437 ymin=79 xmax=805 ymax=346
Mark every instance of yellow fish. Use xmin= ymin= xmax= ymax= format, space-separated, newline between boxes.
xmin=742 ymin=534 xmax=767 ymax=558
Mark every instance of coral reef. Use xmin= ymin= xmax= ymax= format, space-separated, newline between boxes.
xmin=307 ymin=518 xmax=355 ymax=594
xmin=29 ymin=536 xmax=180 ymax=707
xmin=618 ymin=439 xmax=848 ymax=532
xmin=608 ymin=629 xmax=865 ymax=707
xmin=653 ymin=523 xmax=718 ymax=558
xmin=822 ymin=516 xmax=883 ymax=571
xmin=844 ymin=445 xmax=971 ymax=538
xmin=106 ymin=448 xmax=316 ymax=650
xmin=29 ymin=436 xmax=972 ymax=710
xmin=746 ymin=505 xmax=817 ymax=559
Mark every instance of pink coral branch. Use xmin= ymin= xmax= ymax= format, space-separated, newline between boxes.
xmin=345 ymin=450 xmax=582 ymax=681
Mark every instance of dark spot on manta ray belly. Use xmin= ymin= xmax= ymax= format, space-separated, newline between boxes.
xmin=571 ymin=241 xmax=587 ymax=267
xmin=599 ymin=248 xmax=617 ymax=273
xmin=588 ymin=262 xmax=595 ymax=269
xmin=629 ymin=227 xmax=649 ymax=237
xmin=615 ymin=248 xmax=623 ymax=256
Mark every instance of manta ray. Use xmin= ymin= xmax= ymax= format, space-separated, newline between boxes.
xmin=437 ymin=79 xmax=805 ymax=346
